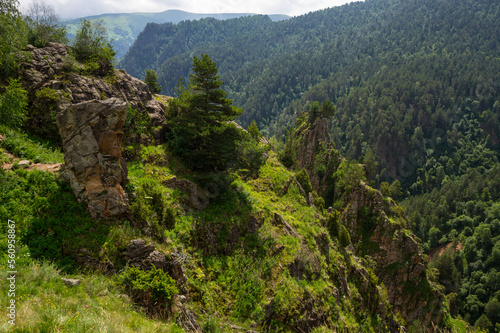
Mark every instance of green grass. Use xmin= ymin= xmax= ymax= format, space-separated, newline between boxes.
xmin=0 ymin=257 xmax=182 ymax=332
xmin=0 ymin=127 xmax=64 ymax=164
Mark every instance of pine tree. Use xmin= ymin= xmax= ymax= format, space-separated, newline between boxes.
xmin=166 ymin=54 xmax=243 ymax=172
xmin=144 ymin=69 xmax=161 ymax=94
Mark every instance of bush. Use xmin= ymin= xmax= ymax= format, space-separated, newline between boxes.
xmin=24 ymin=0 xmax=67 ymax=47
xmin=339 ymin=225 xmax=351 ymax=247
xmin=120 ymin=266 xmax=178 ymax=314
xmin=295 ymin=168 xmax=313 ymax=194
xmin=28 ymin=86 xmax=61 ymax=141
xmin=312 ymin=191 xmax=325 ymax=211
xmin=71 ymin=19 xmax=115 ymax=76
xmin=130 ymin=179 xmax=176 ymax=241
xmin=326 ymin=211 xmax=340 ymax=238
xmin=236 ymin=134 xmax=267 ymax=177
xmin=0 ymin=79 xmax=28 ymax=129
xmin=144 ymin=69 xmax=161 ymax=94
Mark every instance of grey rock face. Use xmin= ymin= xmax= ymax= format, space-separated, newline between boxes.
xmin=57 ymin=98 xmax=129 ymax=218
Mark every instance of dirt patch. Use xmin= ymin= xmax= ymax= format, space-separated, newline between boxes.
xmin=1 ymin=150 xmax=63 ymax=173
xmin=429 ymin=241 xmax=463 ymax=262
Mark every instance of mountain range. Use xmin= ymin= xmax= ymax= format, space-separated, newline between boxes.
xmin=62 ymin=10 xmax=290 ymax=59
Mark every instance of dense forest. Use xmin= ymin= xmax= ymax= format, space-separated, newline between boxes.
xmin=120 ymin=0 xmax=500 ymax=329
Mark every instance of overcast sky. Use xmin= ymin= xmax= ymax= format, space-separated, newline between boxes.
xmin=18 ymin=0 xmax=358 ymax=19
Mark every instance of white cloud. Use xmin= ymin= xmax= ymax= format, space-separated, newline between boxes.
xmin=18 ymin=0 xmax=356 ymax=19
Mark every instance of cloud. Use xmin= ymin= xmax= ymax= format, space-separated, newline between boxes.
xmin=18 ymin=0 xmax=355 ymax=19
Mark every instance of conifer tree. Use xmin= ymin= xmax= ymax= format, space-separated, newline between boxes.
xmin=166 ymin=54 xmax=243 ymax=172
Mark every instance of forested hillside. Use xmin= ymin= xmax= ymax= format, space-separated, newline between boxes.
xmin=120 ymin=0 xmax=500 ymax=329
xmin=121 ymin=0 xmax=499 ymax=183
xmin=63 ymin=10 xmax=289 ymax=59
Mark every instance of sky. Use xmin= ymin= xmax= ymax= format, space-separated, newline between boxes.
xmin=18 ymin=0 xmax=358 ymax=19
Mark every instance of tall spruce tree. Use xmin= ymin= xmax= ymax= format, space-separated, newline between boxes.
xmin=166 ymin=54 xmax=243 ymax=172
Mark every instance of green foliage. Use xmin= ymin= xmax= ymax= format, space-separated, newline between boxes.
xmin=277 ymin=127 xmax=297 ymax=168
xmin=334 ymin=160 xmax=366 ymax=198
xmin=0 ymin=0 xmax=27 ymax=79
xmin=0 ymin=78 xmax=28 ymax=129
xmin=326 ymin=210 xmax=340 ymax=238
xmin=24 ymin=0 xmax=67 ymax=47
xmin=129 ymin=178 xmax=176 ymax=241
xmin=247 ymin=119 xmax=261 ymax=142
xmin=308 ymin=101 xmax=320 ymax=124
xmin=380 ymin=182 xmax=390 ymax=197
xmin=71 ymin=19 xmax=115 ymax=76
xmin=474 ymin=314 xmax=493 ymax=332
xmin=312 ymin=191 xmax=325 ymax=211
xmin=295 ymin=168 xmax=312 ymax=194
xmin=0 ymin=127 xmax=64 ymax=163
xmin=236 ymin=134 xmax=267 ymax=178
xmin=389 ymin=180 xmax=402 ymax=200
xmin=144 ymin=69 xmax=161 ymax=94
xmin=309 ymin=100 xmax=336 ymax=124
xmin=339 ymin=224 xmax=351 ymax=247
xmin=484 ymin=298 xmax=500 ymax=326
xmin=123 ymin=106 xmax=153 ymax=159
xmin=119 ymin=266 xmax=178 ymax=311
xmin=0 ymin=168 xmax=105 ymax=271
xmin=166 ymin=54 xmax=243 ymax=172
xmin=201 ymin=317 xmax=220 ymax=333
xmin=28 ymin=86 xmax=61 ymax=142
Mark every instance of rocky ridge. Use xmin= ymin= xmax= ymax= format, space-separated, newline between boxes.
xmin=295 ymin=118 xmax=445 ymax=328
xmin=19 ymin=42 xmax=166 ymax=218
xmin=296 ymin=118 xmax=341 ymax=197
xmin=343 ymin=182 xmax=444 ymax=326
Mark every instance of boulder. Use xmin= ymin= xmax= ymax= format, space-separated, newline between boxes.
xmin=61 ymin=278 xmax=81 ymax=287
xmin=57 ymin=98 xmax=129 ymax=218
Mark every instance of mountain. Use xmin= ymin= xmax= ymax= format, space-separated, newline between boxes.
xmin=0 ymin=41 xmax=450 ymax=331
xmin=120 ymin=0 xmax=500 ymax=327
xmin=121 ymin=0 xmax=499 ymax=190
xmin=62 ymin=10 xmax=290 ymax=59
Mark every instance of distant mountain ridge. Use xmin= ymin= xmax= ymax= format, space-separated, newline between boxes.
xmin=62 ymin=10 xmax=290 ymax=59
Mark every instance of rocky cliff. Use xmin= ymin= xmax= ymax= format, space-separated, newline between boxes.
xmin=295 ymin=118 xmax=341 ymax=198
xmin=293 ymin=116 xmax=446 ymax=328
xmin=19 ymin=43 xmax=166 ymax=218
xmin=342 ymin=182 xmax=445 ymax=327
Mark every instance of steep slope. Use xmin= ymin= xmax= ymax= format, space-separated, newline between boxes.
xmin=1 ymin=42 xmax=453 ymax=331
xmin=281 ymin=114 xmax=446 ymax=328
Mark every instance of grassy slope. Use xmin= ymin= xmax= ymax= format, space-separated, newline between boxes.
xmin=0 ymin=131 xmax=463 ymax=331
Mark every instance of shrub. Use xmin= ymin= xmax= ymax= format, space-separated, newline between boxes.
xmin=120 ymin=266 xmax=178 ymax=314
xmin=24 ymin=0 xmax=67 ymax=47
xmin=144 ymin=69 xmax=161 ymax=94
xmin=130 ymin=179 xmax=176 ymax=241
xmin=28 ymin=86 xmax=61 ymax=142
xmin=236 ymin=134 xmax=267 ymax=177
xmin=339 ymin=225 xmax=351 ymax=247
xmin=326 ymin=210 xmax=340 ymax=238
xmin=312 ymin=191 xmax=325 ymax=211
xmin=71 ymin=19 xmax=115 ymax=76
xmin=295 ymin=168 xmax=313 ymax=193
xmin=0 ymin=79 xmax=28 ymax=129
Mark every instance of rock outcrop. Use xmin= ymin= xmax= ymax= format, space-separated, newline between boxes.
xmin=342 ymin=182 xmax=444 ymax=326
xmin=19 ymin=43 xmax=168 ymax=218
xmin=21 ymin=43 xmax=165 ymax=126
xmin=122 ymin=239 xmax=187 ymax=285
xmin=295 ymin=118 xmax=341 ymax=197
xmin=57 ymin=98 xmax=129 ymax=218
